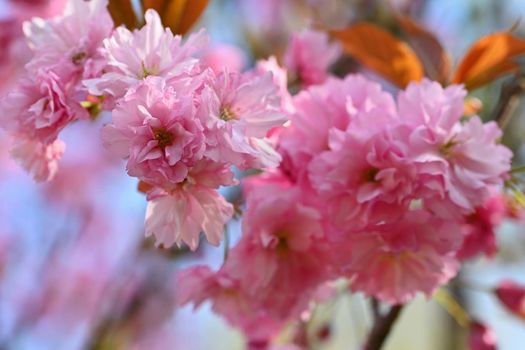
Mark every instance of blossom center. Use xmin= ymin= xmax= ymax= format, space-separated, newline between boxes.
xmin=153 ymin=128 xmax=174 ymax=148
xmin=439 ymin=139 xmax=458 ymax=157
xmin=140 ymin=61 xmax=158 ymax=78
xmin=274 ymin=230 xmax=290 ymax=253
xmin=72 ymin=52 xmax=87 ymax=65
xmin=363 ymin=167 xmax=380 ymax=183
xmin=219 ymin=107 xmax=237 ymax=121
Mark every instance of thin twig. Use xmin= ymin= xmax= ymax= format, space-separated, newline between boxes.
xmin=491 ymin=73 xmax=525 ymax=130
xmin=223 ymin=224 xmax=230 ymax=261
xmin=371 ymin=298 xmax=381 ymax=322
xmin=433 ymin=289 xmax=470 ymax=328
xmin=363 ymin=304 xmax=403 ymax=350
xmin=511 ymin=165 xmax=525 ymax=174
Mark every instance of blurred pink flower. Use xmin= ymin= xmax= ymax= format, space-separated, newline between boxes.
xmin=200 ymin=43 xmax=247 ymax=73
xmin=494 ymin=280 xmax=525 ymax=319
xmin=256 ymin=56 xmax=294 ymax=114
xmin=468 ymin=320 xmax=497 ymax=350
xmin=284 ymin=29 xmax=341 ymax=86
xmin=177 ymin=265 xmax=284 ymax=343
xmin=345 ymin=211 xmax=461 ymax=304
xmin=457 ymin=194 xmax=507 ymax=260
xmin=10 ymin=138 xmax=64 ymax=181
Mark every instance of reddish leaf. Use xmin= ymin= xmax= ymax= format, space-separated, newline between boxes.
xmin=138 ymin=181 xmax=154 ymax=194
xmin=142 ymin=0 xmax=209 ymax=34
xmin=453 ymin=32 xmax=525 ymax=90
xmin=141 ymin=0 xmax=165 ymax=13
xmin=397 ymin=15 xmax=451 ymax=84
xmin=108 ymin=0 xmax=139 ymax=29
xmin=330 ymin=22 xmax=424 ymax=87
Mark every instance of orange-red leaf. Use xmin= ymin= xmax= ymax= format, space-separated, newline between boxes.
xmin=137 ymin=181 xmax=154 ymax=194
xmin=397 ymin=15 xmax=451 ymax=84
xmin=141 ymin=0 xmax=165 ymax=13
xmin=453 ymin=32 xmax=525 ymax=90
xmin=142 ymin=0 xmax=209 ymax=35
xmin=330 ymin=22 xmax=424 ymax=87
xmin=108 ymin=0 xmax=139 ymax=29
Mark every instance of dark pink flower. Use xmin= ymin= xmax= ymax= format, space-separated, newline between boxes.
xmin=494 ymin=280 xmax=525 ymax=319
xmin=468 ymin=320 xmax=497 ymax=350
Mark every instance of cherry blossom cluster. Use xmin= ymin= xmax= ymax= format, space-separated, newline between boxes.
xmin=179 ymin=74 xmax=512 ymax=343
xmin=0 ymin=0 xmax=516 ymax=347
xmin=0 ymin=0 xmax=286 ymax=251
xmin=1 ymin=0 xmax=112 ymax=182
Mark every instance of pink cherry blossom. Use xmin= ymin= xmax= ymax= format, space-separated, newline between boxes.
xmin=145 ymin=184 xmax=233 ymax=250
xmin=222 ymin=179 xmax=334 ymax=320
xmin=23 ymin=0 xmax=113 ymax=80
xmin=308 ymin=127 xmax=417 ymax=229
xmin=102 ymin=76 xmax=206 ymax=188
xmin=345 ymin=210 xmax=461 ymax=304
xmin=397 ymin=79 xmax=512 ymax=218
xmin=284 ymin=29 xmax=341 ymax=86
xmin=85 ymin=9 xmax=206 ymax=98
xmin=1 ymin=69 xmax=85 ymax=144
xmin=200 ymin=43 xmax=247 ymax=73
xmin=278 ymin=75 xmax=396 ymax=185
xmin=10 ymin=138 xmax=65 ymax=182
xmin=198 ymin=69 xmax=286 ymax=169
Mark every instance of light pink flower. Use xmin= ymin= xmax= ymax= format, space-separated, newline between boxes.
xmin=145 ymin=185 xmax=233 ymax=250
xmin=10 ymin=138 xmax=65 ymax=182
xmin=23 ymin=0 xmax=113 ymax=79
xmin=1 ymin=69 xmax=85 ymax=144
xmin=398 ymin=79 xmax=512 ymax=218
xmin=198 ymin=69 xmax=286 ymax=169
xmin=85 ymin=9 xmax=205 ymax=98
xmin=284 ymin=29 xmax=341 ymax=86
xmin=102 ymin=76 xmax=206 ymax=188
xmin=200 ymin=43 xmax=247 ymax=73
xmin=345 ymin=211 xmax=461 ymax=304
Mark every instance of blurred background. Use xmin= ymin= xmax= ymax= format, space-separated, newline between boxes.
xmin=0 ymin=0 xmax=525 ymax=349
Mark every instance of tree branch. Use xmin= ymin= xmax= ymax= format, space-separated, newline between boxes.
xmin=364 ymin=304 xmax=404 ymax=350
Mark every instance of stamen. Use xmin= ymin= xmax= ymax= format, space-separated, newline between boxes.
xmin=72 ymin=52 xmax=87 ymax=65
xmin=363 ymin=168 xmax=380 ymax=183
xmin=153 ymin=128 xmax=174 ymax=148
xmin=219 ymin=107 xmax=237 ymax=121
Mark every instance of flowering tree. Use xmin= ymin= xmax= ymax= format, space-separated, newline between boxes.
xmin=2 ymin=0 xmax=525 ymax=349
